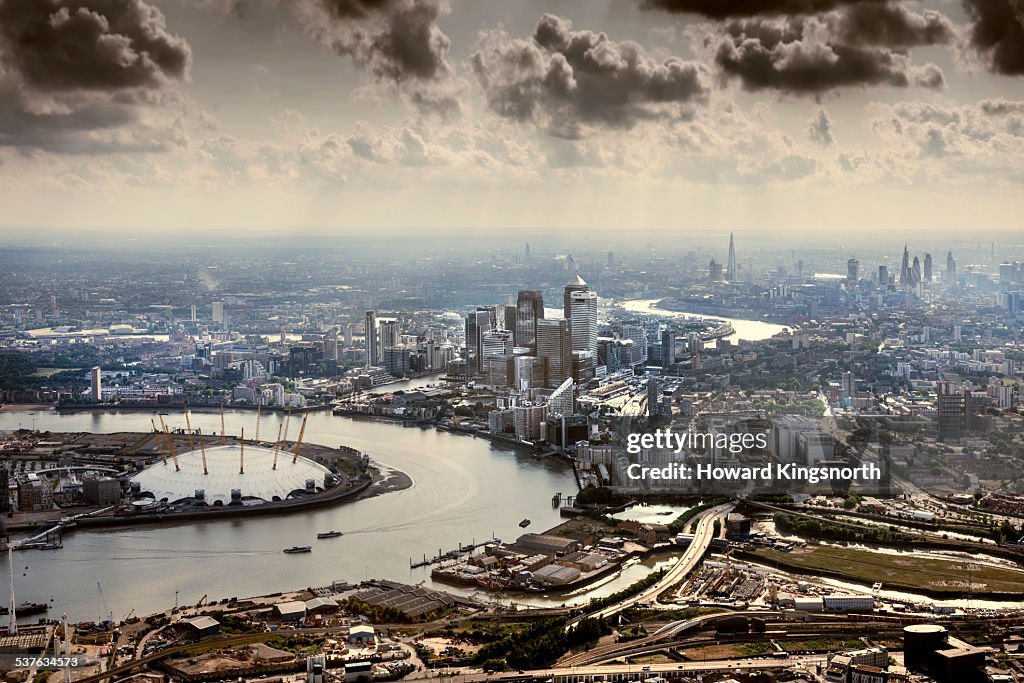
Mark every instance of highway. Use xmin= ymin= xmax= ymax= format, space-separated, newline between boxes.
xmin=461 ymin=654 xmax=830 ymax=682
xmin=569 ymin=502 xmax=734 ymax=628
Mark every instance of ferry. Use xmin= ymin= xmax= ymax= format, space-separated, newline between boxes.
xmin=317 ymin=530 xmax=343 ymax=539
xmin=0 ymin=601 xmax=50 ymax=616
xmin=283 ymin=545 xmax=312 ymax=554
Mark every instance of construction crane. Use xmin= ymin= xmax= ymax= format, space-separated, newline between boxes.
xmin=239 ymin=427 xmax=245 ymax=475
xmin=197 ymin=427 xmax=209 ymax=476
xmin=184 ymin=410 xmax=195 ymax=451
xmin=292 ymin=413 xmax=308 ymax=464
xmin=97 ymin=582 xmax=113 ymax=626
xmin=195 ymin=594 xmax=207 ymax=609
xmin=272 ymin=424 xmax=282 ymax=471
xmin=254 ymin=403 xmax=261 ymax=444
xmin=220 ymin=403 xmax=226 ymax=437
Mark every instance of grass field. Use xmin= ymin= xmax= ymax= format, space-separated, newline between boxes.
xmin=753 ymin=545 xmax=1024 ymax=594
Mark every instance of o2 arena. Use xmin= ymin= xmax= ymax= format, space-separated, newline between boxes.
xmin=129 ymin=443 xmax=338 ymax=506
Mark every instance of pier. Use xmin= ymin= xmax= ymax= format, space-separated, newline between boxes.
xmin=410 ymin=537 xmax=498 ymax=568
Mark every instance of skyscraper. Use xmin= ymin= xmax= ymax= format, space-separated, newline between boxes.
xmin=878 ymin=265 xmax=888 ymax=287
xmin=90 ymin=366 xmax=102 ymax=402
xmin=536 ymin=318 xmax=572 ymax=389
xmin=912 ymin=256 xmax=921 ymax=286
xmin=515 ymin=290 xmax=544 ymax=352
xmin=847 ymin=258 xmax=859 ymax=287
xmin=946 ymin=251 xmax=957 ymax=283
xmin=364 ymin=310 xmax=378 ymax=367
xmin=466 ymin=306 xmax=497 ymax=373
xmin=563 ymin=274 xmax=589 ymax=318
xmin=379 ymin=319 xmax=399 ymax=353
xmin=660 ymin=327 xmax=676 ymax=368
xmin=899 ymin=244 xmax=910 ymax=286
xmin=726 ymin=232 xmax=737 ymax=282
xmin=569 ymin=290 xmax=598 ymax=356
xmin=212 ymin=300 xmax=225 ymax=324
xmin=923 ymin=253 xmax=933 ymax=282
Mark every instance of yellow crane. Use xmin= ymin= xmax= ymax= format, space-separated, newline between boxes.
xmin=220 ymin=403 xmax=226 ymax=437
xmin=292 ymin=413 xmax=309 ymax=464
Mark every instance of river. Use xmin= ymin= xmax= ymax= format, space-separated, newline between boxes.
xmin=0 ymin=402 xmax=587 ymax=621
xmin=620 ymin=299 xmax=789 ymax=343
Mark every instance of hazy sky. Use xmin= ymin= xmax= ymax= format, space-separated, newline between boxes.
xmin=2 ymin=0 xmax=1024 ymax=236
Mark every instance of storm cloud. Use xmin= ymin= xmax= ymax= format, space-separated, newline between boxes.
xmin=962 ymin=0 xmax=1024 ymax=76
xmin=471 ymin=14 xmax=709 ymax=136
xmin=0 ymin=0 xmax=191 ymax=90
xmin=641 ymin=0 xmax=881 ymax=19
xmin=0 ymin=0 xmax=193 ymax=151
xmin=713 ymin=16 xmax=946 ymax=94
xmin=290 ymin=0 xmax=451 ymax=83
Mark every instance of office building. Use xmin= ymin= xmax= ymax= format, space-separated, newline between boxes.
xmin=466 ymin=306 xmax=497 ymax=373
xmin=660 ymin=327 xmax=676 ymax=368
xmin=569 ymin=289 xmax=598 ymax=356
xmin=878 ymin=265 xmax=888 ymax=287
xmin=563 ymin=274 xmax=589 ymax=318
xmin=937 ymin=383 xmax=962 ymax=442
xmin=847 ymin=258 xmax=859 ymax=286
xmin=946 ymin=251 xmax=956 ymax=283
xmin=364 ymin=310 xmax=378 ymax=367
xmin=537 ymin=318 xmax=572 ymax=389
xmin=379 ymin=319 xmax=399 ymax=354
xmin=923 ymin=253 xmax=933 ymax=282
xmin=212 ymin=300 xmax=225 ymax=324
xmin=548 ymin=377 xmax=575 ymax=417
xmin=515 ymin=290 xmax=544 ymax=351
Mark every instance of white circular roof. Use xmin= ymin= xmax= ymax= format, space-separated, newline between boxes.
xmin=130 ymin=444 xmax=333 ymax=505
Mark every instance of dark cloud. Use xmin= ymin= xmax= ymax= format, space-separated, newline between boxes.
xmin=292 ymin=0 xmax=451 ymax=82
xmin=713 ymin=16 xmax=946 ymax=94
xmin=0 ymin=0 xmax=193 ymax=152
xmin=962 ymin=0 xmax=1024 ymax=75
xmin=832 ymin=3 xmax=956 ymax=48
xmin=641 ymin=0 xmax=881 ymax=19
xmin=0 ymin=0 xmax=191 ymax=91
xmin=471 ymin=13 xmax=709 ymax=135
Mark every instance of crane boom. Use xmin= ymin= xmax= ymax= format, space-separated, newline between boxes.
xmin=220 ymin=402 xmax=226 ymax=437
xmin=292 ymin=413 xmax=308 ymax=464
xmin=198 ymin=427 xmax=209 ymax=475
xmin=239 ymin=427 xmax=245 ymax=475
xmin=254 ymin=403 xmax=261 ymax=444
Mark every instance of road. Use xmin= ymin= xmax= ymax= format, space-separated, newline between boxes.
xmin=461 ymin=654 xmax=830 ymax=682
xmin=569 ymin=502 xmax=734 ymax=628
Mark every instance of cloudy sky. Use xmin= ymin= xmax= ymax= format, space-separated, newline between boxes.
xmin=2 ymin=0 xmax=1024 ymax=237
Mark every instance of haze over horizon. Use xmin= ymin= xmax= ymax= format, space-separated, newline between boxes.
xmin=2 ymin=0 xmax=1024 ymax=235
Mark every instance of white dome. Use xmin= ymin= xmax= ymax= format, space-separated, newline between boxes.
xmin=130 ymin=444 xmax=333 ymax=505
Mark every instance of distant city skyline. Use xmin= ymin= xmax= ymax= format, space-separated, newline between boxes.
xmin=1 ymin=0 xmax=1024 ymax=234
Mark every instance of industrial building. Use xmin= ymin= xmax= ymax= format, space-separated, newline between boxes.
xmin=904 ymin=624 xmax=988 ymax=683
